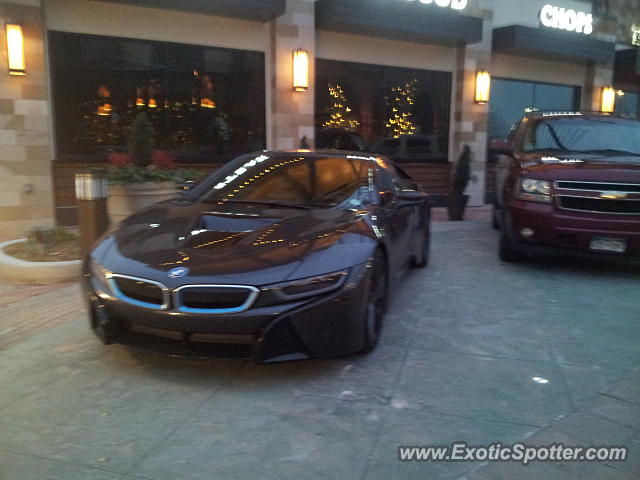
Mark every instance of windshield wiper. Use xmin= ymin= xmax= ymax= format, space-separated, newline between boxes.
xmin=222 ymin=200 xmax=312 ymax=209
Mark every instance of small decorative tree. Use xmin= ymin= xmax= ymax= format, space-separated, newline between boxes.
xmin=451 ymin=145 xmax=471 ymax=196
xmin=448 ymin=144 xmax=472 ymax=221
xmin=127 ymin=113 xmax=154 ymax=167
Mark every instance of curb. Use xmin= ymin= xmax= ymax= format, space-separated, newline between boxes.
xmin=0 ymin=239 xmax=82 ymax=285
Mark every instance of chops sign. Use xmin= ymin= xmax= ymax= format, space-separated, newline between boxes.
xmin=540 ymin=4 xmax=593 ymax=35
xmin=405 ymin=0 xmax=468 ymax=11
xmin=632 ymin=24 xmax=640 ymax=47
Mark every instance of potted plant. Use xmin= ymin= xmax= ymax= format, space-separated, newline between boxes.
xmin=107 ymin=113 xmax=204 ymax=223
xmin=448 ymin=144 xmax=471 ymax=221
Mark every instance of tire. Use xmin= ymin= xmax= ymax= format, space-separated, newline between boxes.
xmin=411 ymin=226 xmax=430 ymax=268
xmin=362 ymin=250 xmax=389 ymax=354
xmin=491 ymin=203 xmax=500 ymax=230
xmin=498 ymin=229 xmax=523 ymax=263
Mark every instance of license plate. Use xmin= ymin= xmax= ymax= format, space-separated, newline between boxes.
xmin=590 ymin=237 xmax=627 ymax=253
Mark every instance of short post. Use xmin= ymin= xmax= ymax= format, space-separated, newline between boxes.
xmin=75 ymin=170 xmax=110 ymax=256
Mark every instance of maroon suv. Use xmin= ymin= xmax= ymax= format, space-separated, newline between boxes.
xmin=493 ymin=112 xmax=640 ymax=262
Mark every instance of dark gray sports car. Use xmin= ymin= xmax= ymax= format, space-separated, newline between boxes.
xmin=83 ymin=151 xmax=431 ymax=362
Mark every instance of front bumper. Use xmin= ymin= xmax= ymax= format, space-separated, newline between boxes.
xmin=507 ymin=200 xmax=640 ymax=259
xmin=83 ymin=263 xmax=370 ymax=363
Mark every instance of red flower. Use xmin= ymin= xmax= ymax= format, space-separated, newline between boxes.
xmin=108 ymin=152 xmax=133 ymax=168
xmin=151 ymin=150 xmax=177 ymax=170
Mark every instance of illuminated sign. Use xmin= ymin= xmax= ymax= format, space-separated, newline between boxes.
xmin=632 ymin=24 xmax=640 ymax=46
xmin=405 ymin=0 xmax=468 ymax=11
xmin=539 ymin=4 xmax=593 ymax=35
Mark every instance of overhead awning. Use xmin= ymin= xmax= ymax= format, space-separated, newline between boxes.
xmin=94 ymin=0 xmax=286 ymax=22
xmin=614 ymin=48 xmax=640 ymax=85
xmin=492 ymin=25 xmax=616 ymax=64
xmin=316 ymin=0 xmax=483 ymax=46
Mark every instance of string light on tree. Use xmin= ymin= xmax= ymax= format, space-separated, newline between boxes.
xmin=386 ymin=79 xmax=418 ymax=138
xmin=322 ymin=83 xmax=360 ymax=131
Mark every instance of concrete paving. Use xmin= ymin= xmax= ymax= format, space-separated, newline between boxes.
xmin=0 ymin=220 xmax=638 ymax=480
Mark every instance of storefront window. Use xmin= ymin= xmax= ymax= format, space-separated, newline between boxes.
xmin=615 ymin=92 xmax=640 ymax=118
xmin=316 ymin=59 xmax=451 ymax=163
xmin=488 ymin=78 xmax=581 ymax=140
xmin=49 ymin=32 xmax=266 ymax=163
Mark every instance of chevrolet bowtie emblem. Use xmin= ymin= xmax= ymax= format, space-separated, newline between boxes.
xmin=600 ymin=192 xmax=628 ymax=200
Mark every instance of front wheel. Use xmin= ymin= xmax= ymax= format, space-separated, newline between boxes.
xmin=411 ymin=226 xmax=430 ymax=268
xmin=362 ymin=250 xmax=389 ymax=353
xmin=499 ymin=229 xmax=524 ymax=263
xmin=492 ymin=203 xmax=500 ymax=230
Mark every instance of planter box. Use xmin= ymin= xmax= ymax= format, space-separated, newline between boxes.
xmin=108 ymin=182 xmax=177 ymax=223
xmin=0 ymin=239 xmax=81 ymax=285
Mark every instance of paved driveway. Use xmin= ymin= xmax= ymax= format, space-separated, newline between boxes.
xmin=1 ymin=220 xmax=639 ymax=480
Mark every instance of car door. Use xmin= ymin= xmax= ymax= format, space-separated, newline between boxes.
xmin=375 ymin=166 xmax=415 ymax=273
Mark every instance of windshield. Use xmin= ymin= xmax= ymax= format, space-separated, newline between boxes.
xmin=522 ymin=117 xmax=640 ymax=160
xmin=195 ymin=154 xmax=374 ymax=209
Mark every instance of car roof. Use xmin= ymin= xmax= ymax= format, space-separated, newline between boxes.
xmin=252 ymin=149 xmax=383 ymax=160
xmin=523 ymin=111 xmax=622 ymax=120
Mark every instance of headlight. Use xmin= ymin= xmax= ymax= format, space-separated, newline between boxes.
xmin=256 ymin=270 xmax=349 ymax=307
xmin=516 ymin=178 xmax=552 ymax=203
xmin=88 ymin=258 xmax=113 ymax=297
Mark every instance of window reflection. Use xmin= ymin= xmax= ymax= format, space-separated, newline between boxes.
xmin=316 ymin=60 xmax=451 ymax=163
xmin=200 ymin=155 xmax=373 ymax=208
xmin=49 ymin=32 xmax=266 ymax=163
xmin=488 ymin=78 xmax=580 ymax=141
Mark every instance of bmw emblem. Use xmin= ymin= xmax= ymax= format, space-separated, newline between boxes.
xmin=168 ymin=267 xmax=189 ymax=279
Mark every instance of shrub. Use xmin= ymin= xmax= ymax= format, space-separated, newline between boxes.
xmin=451 ymin=145 xmax=471 ymax=196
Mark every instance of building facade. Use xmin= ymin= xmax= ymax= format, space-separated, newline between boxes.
xmin=0 ymin=0 xmax=638 ymax=235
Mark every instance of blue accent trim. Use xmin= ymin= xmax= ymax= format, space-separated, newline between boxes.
xmin=176 ymin=305 xmax=252 ymax=314
xmin=108 ymin=278 xmax=167 ymax=311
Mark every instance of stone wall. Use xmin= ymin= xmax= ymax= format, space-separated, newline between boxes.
xmin=0 ymin=0 xmax=54 ymax=237
xmin=266 ymin=0 xmax=315 ymax=150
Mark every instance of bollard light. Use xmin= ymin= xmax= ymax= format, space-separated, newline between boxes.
xmin=6 ymin=24 xmax=26 ymax=76
xmin=293 ymin=48 xmax=309 ymax=92
xmin=75 ymin=171 xmax=110 ymax=256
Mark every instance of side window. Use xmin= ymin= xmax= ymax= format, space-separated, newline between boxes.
xmin=377 ymin=167 xmax=404 ymax=194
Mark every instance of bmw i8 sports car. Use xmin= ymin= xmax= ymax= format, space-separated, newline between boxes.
xmin=83 ymin=151 xmax=431 ymax=362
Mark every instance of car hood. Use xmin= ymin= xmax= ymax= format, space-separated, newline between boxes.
xmin=92 ymin=200 xmax=377 ymax=286
xmin=517 ymin=153 xmax=640 ymax=182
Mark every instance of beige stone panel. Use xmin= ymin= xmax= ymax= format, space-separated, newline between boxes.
xmin=13 ymin=99 xmax=48 ymax=117
xmin=16 ymin=130 xmax=50 ymax=146
xmin=0 ymin=188 xmax=21 ymax=206
xmin=22 ymin=115 xmax=48 ymax=131
xmin=1 ymin=159 xmax=49 ymax=176
xmin=46 ymin=0 xmax=267 ymax=52
xmin=0 ymin=146 xmax=28 ymax=162
xmin=0 ymin=130 xmax=18 ymax=146
xmin=20 ymin=83 xmax=48 ymax=100
xmin=317 ymin=31 xmax=457 ymax=73
xmin=21 ymin=188 xmax=53 ymax=206
xmin=275 ymin=24 xmax=299 ymax=38
xmin=0 ymin=83 xmax=23 ymax=99
xmin=0 ymin=100 xmax=14 ymax=115
xmin=491 ymin=53 xmax=587 ymax=87
xmin=25 ymin=145 xmax=50 ymax=160
xmin=0 ymin=204 xmax=52 ymax=221
xmin=0 ymin=115 xmax=25 ymax=130
xmin=0 ymin=217 xmax=54 ymax=237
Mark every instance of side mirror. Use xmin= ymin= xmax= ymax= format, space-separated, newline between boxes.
xmin=397 ymin=189 xmax=428 ymax=203
xmin=489 ymin=139 xmax=514 ymax=156
xmin=177 ymin=181 xmax=198 ymax=193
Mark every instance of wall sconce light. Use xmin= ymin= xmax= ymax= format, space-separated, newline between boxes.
xmin=293 ymin=48 xmax=309 ymax=92
xmin=6 ymin=24 xmax=26 ymax=76
xmin=601 ymin=86 xmax=616 ymax=113
xmin=475 ymin=70 xmax=491 ymax=104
